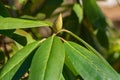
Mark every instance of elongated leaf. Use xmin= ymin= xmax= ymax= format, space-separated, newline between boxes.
xmin=64 ymin=41 xmax=120 ymax=80
xmin=0 ymin=30 xmax=15 ymax=35
xmin=29 ymin=36 xmax=65 ymax=80
xmin=0 ymin=41 xmax=42 ymax=80
xmin=73 ymin=3 xmax=83 ymax=23
xmin=82 ymin=0 xmax=107 ymax=29
xmin=60 ymin=74 xmax=65 ymax=80
xmin=0 ymin=18 xmax=52 ymax=29
xmin=0 ymin=1 xmax=14 ymax=41
xmin=14 ymin=29 xmax=35 ymax=44
xmin=11 ymin=33 xmax=27 ymax=46
xmin=12 ymin=49 xmax=36 ymax=80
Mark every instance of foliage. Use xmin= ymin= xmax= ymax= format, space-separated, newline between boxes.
xmin=0 ymin=0 xmax=120 ymax=80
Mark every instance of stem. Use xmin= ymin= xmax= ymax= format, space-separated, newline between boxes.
xmin=58 ymin=36 xmax=66 ymax=42
xmin=56 ymin=29 xmax=114 ymax=69
xmin=52 ymin=33 xmax=56 ymax=37
xmin=59 ymin=29 xmax=104 ymax=58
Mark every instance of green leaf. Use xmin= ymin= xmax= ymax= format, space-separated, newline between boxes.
xmin=60 ymin=74 xmax=65 ymax=80
xmin=96 ymin=29 xmax=109 ymax=49
xmin=0 ymin=41 xmax=42 ymax=80
xmin=62 ymin=65 xmax=76 ymax=80
xmin=64 ymin=41 xmax=120 ymax=80
xmin=82 ymin=0 xmax=107 ymax=29
xmin=12 ymin=49 xmax=36 ymax=80
xmin=0 ymin=1 xmax=10 ymax=17
xmin=0 ymin=18 xmax=52 ymax=29
xmin=11 ymin=33 xmax=27 ymax=46
xmin=14 ymin=29 xmax=35 ymax=44
xmin=0 ymin=30 xmax=15 ymax=35
xmin=29 ymin=36 xmax=65 ymax=80
xmin=73 ymin=3 xmax=83 ymax=23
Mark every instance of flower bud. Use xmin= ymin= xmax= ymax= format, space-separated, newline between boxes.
xmin=53 ymin=13 xmax=62 ymax=33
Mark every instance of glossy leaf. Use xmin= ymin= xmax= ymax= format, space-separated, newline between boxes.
xmin=29 ymin=36 xmax=65 ymax=80
xmin=64 ymin=41 xmax=120 ymax=80
xmin=0 ymin=41 xmax=42 ymax=80
xmin=0 ymin=18 xmax=52 ymax=29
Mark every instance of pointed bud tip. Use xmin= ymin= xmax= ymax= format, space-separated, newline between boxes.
xmin=53 ymin=13 xmax=63 ymax=32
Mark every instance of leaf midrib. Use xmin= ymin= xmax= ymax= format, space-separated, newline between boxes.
xmin=42 ymin=36 xmax=54 ymax=79
xmin=65 ymin=42 xmax=107 ymax=77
